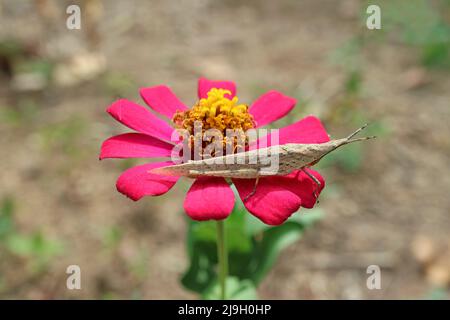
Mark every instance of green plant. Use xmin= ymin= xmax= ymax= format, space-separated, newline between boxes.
xmin=181 ymin=193 xmax=323 ymax=299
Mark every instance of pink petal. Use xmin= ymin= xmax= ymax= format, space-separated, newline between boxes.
xmin=279 ymin=169 xmax=325 ymax=209
xmin=183 ymin=177 xmax=235 ymax=221
xmin=233 ymin=168 xmax=325 ymax=225
xmin=198 ymin=77 xmax=236 ymax=99
xmin=249 ymin=91 xmax=296 ymax=127
xmin=254 ymin=115 xmax=330 ymax=148
xmin=233 ymin=178 xmax=302 ymax=225
xmin=100 ymin=133 xmax=174 ymax=160
xmin=140 ymin=85 xmax=188 ymax=119
xmin=116 ymin=162 xmax=179 ymax=201
xmin=107 ymin=99 xmax=176 ymax=142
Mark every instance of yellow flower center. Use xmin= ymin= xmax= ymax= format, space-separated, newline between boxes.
xmin=172 ymin=88 xmax=255 ymax=157
xmin=173 ymin=88 xmax=254 ymax=132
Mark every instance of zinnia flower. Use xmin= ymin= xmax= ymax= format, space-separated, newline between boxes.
xmin=100 ymin=78 xmax=330 ymax=225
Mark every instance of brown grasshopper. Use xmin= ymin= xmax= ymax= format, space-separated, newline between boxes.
xmin=151 ymin=124 xmax=375 ymax=201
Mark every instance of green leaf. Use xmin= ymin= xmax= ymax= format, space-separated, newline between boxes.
xmin=249 ymin=222 xmax=304 ymax=285
xmin=225 ymin=207 xmax=252 ymax=253
xmin=248 ymin=211 xmax=323 ymax=285
xmin=181 ymin=218 xmax=217 ymax=293
xmin=202 ymin=277 xmax=257 ymax=300
xmin=181 ymin=251 xmax=216 ymax=293
xmin=245 ymin=210 xmax=270 ymax=236
xmin=289 ymin=209 xmax=324 ymax=227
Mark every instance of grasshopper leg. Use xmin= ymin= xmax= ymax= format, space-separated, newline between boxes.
xmin=244 ymin=175 xmax=260 ymax=202
xmin=301 ymin=168 xmax=321 ymax=202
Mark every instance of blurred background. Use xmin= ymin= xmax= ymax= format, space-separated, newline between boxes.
xmin=0 ymin=0 xmax=449 ymax=299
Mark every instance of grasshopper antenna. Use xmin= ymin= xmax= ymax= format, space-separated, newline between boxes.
xmin=345 ymin=124 xmax=376 ymax=143
xmin=346 ymin=123 xmax=368 ymax=140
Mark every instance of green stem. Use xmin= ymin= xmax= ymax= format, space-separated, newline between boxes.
xmin=216 ymin=219 xmax=228 ymax=300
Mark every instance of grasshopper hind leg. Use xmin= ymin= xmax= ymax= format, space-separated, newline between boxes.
xmin=301 ymin=168 xmax=321 ymax=203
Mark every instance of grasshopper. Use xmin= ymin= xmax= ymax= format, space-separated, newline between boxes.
xmin=151 ymin=124 xmax=375 ymax=201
